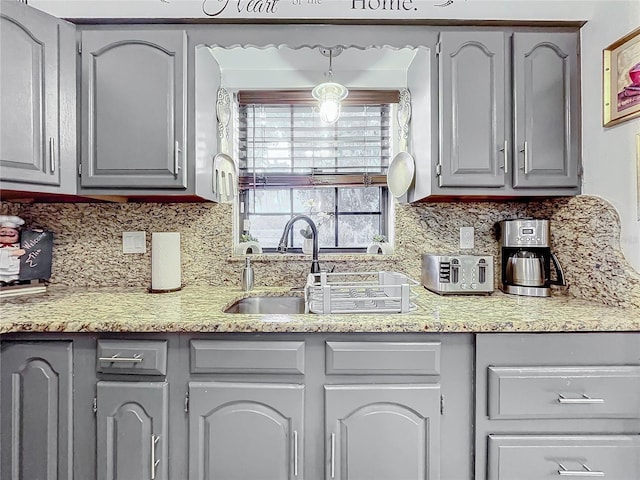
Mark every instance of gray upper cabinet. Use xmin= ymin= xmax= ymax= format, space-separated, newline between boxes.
xmin=325 ymin=384 xmax=441 ymax=480
xmin=96 ymin=381 xmax=169 ymax=480
xmin=80 ymin=30 xmax=188 ymax=190
xmin=438 ymin=31 xmax=507 ymax=188
xmin=0 ymin=1 xmax=76 ymax=194
xmin=0 ymin=341 xmax=73 ymax=480
xmin=188 ymin=381 xmax=304 ymax=480
xmin=512 ymin=32 xmax=580 ymax=189
xmin=432 ymin=29 xmax=580 ymax=197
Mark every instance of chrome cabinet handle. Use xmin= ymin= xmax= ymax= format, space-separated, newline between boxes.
xmin=49 ymin=137 xmax=56 ymax=173
xmin=558 ymin=394 xmax=605 ymax=404
xmin=330 ymin=433 xmax=336 ymax=478
xmin=174 ymin=141 xmax=181 ymax=178
xmin=98 ymin=354 xmax=143 ymax=363
xmin=520 ymin=141 xmax=529 ymax=174
xmin=558 ymin=463 xmax=604 ymax=477
xmin=293 ymin=430 xmax=298 ymax=477
xmin=151 ymin=434 xmax=160 ymax=480
xmin=499 ymin=140 xmax=508 ymax=174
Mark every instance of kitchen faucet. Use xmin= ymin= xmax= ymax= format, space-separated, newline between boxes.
xmin=277 ymin=214 xmax=321 ymax=275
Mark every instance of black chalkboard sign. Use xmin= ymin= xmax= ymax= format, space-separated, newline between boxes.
xmin=19 ymin=230 xmax=53 ymax=281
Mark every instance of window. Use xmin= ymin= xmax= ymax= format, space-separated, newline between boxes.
xmin=238 ymin=90 xmax=397 ymax=252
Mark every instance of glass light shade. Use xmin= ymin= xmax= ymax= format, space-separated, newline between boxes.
xmin=312 ymin=82 xmax=348 ymax=124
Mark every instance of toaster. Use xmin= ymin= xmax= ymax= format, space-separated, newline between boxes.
xmin=421 ymin=254 xmax=494 ymax=295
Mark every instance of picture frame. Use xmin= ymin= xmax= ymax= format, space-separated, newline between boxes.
xmin=637 ymin=133 xmax=640 ymax=220
xmin=603 ymin=27 xmax=640 ymax=127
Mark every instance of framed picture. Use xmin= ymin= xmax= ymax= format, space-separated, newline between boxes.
xmin=603 ymin=27 xmax=640 ymax=127
xmin=637 ymin=133 xmax=640 ymax=220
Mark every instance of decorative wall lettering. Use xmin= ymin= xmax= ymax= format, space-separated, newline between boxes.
xmin=203 ymin=0 xmax=280 ymax=16
xmin=351 ymin=0 xmax=416 ymax=12
xmin=202 ymin=0 xmax=421 ymax=17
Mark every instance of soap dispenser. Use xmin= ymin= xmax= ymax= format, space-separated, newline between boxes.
xmin=241 ymin=257 xmax=254 ymax=291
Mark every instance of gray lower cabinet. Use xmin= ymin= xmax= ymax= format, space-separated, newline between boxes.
xmin=188 ymin=381 xmax=304 ymax=480
xmin=0 ymin=1 xmax=76 ymax=195
xmin=96 ymin=381 xmax=169 ymax=480
xmin=186 ymin=338 xmax=447 ymax=480
xmin=435 ymin=30 xmax=579 ymax=196
xmin=0 ymin=341 xmax=73 ymax=480
xmin=487 ymin=435 xmax=640 ymax=480
xmin=80 ymin=29 xmax=188 ymax=191
xmin=475 ymin=333 xmax=640 ymax=480
xmin=4 ymin=332 xmax=640 ymax=479
xmin=325 ymin=384 xmax=441 ymax=480
xmin=487 ymin=365 xmax=640 ymax=419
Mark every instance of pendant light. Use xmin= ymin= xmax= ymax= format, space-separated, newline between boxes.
xmin=312 ymin=47 xmax=348 ymax=124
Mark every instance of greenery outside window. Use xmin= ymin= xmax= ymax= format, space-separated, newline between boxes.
xmin=238 ymin=90 xmax=398 ymax=253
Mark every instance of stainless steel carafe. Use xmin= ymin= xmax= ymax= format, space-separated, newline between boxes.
xmin=507 ymin=251 xmax=545 ymax=287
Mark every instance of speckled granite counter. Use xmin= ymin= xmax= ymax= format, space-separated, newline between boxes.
xmin=1 ymin=285 xmax=639 ymax=334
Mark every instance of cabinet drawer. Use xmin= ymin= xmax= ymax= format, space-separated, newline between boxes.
xmin=488 ymin=365 xmax=640 ymax=419
xmin=477 ymin=333 xmax=640 ymax=365
xmin=97 ymin=340 xmax=167 ymax=375
xmin=325 ymin=341 xmax=440 ymax=375
xmin=190 ymin=340 xmax=305 ymax=374
xmin=488 ymin=435 xmax=640 ymax=480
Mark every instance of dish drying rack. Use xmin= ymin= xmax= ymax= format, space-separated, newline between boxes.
xmin=304 ymin=271 xmax=418 ymax=314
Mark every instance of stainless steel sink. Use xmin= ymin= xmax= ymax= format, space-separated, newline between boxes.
xmin=224 ymin=296 xmax=306 ymax=314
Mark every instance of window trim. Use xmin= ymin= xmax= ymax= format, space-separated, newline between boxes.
xmin=238 ymin=89 xmax=400 ymax=106
xmin=239 ymin=173 xmax=387 ymax=190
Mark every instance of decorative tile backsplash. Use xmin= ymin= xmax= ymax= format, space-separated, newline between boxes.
xmin=2 ymin=195 xmax=639 ymax=308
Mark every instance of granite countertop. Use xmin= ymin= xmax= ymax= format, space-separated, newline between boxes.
xmin=1 ymin=285 xmax=639 ymax=334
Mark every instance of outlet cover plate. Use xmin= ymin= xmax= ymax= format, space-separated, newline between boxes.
xmin=123 ymin=231 xmax=146 ymax=254
xmin=460 ymin=227 xmax=474 ymax=249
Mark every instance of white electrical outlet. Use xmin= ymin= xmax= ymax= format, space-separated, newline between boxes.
xmin=123 ymin=231 xmax=146 ymax=254
xmin=459 ymin=227 xmax=474 ymax=249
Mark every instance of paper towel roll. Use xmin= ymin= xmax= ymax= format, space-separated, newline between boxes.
xmin=151 ymin=232 xmax=181 ymax=291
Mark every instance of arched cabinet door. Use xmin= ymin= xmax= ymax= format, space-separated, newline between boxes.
xmin=188 ymin=382 xmax=304 ymax=480
xmin=80 ymin=29 xmax=187 ymax=189
xmin=0 ymin=1 xmax=59 ymax=186
xmin=0 ymin=341 xmax=73 ymax=480
xmin=325 ymin=384 xmax=441 ymax=480
xmin=96 ymin=381 xmax=168 ymax=480
xmin=513 ymin=32 xmax=579 ymax=189
xmin=438 ymin=31 xmax=507 ymax=188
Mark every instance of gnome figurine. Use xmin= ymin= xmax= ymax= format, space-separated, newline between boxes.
xmin=0 ymin=215 xmax=26 ymax=286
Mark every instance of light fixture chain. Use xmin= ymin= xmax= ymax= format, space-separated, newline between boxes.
xmin=328 ymin=49 xmax=333 ymax=78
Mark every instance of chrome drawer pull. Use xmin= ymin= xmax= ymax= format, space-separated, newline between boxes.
xmin=558 ymin=394 xmax=605 ymax=404
xmin=558 ymin=463 xmax=604 ymax=477
xmin=99 ymin=354 xmax=143 ymax=363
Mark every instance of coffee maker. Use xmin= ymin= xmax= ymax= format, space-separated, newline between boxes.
xmin=499 ymin=219 xmax=565 ymax=297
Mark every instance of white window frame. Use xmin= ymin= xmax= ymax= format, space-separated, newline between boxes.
xmin=235 ymin=90 xmax=399 ymax=253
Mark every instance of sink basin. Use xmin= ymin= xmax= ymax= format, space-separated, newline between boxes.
xmin=224 ymin=296 xmax=307 ymax=314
